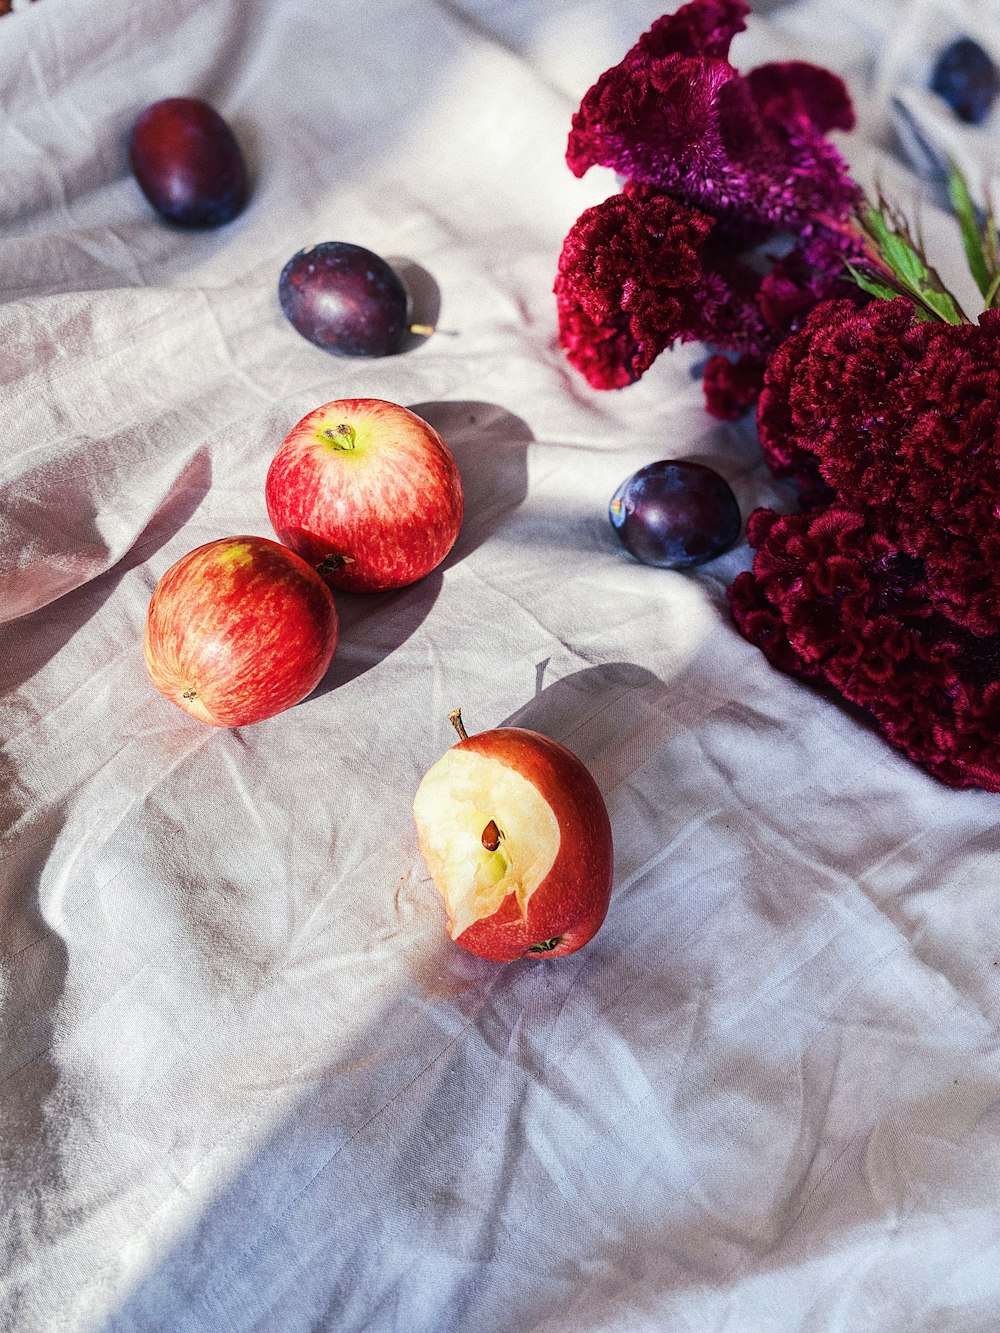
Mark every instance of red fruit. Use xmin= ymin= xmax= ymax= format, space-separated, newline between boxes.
xmin=129 ymin=97 xmax=249 ymax=228
xmin=265 ymin=398 xmax=464 ymax=593
xmin=144 ymin=536 xmax=338 ymax=727
xmin=413 ymin=713 xmax=614 ymax=962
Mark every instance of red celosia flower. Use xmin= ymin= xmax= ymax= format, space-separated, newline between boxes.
xmin=755 ymin=296 xmax=1000 ymax=635
xmin=731 ymin=295 xmax=1000 ymax=790
xmin=554 ymin=189 xmax=712 ymax=389
xmin=557 ymin=1 xmax=1000 ymax=790
xmin=701 ymin=353 xmax=766 ymax=419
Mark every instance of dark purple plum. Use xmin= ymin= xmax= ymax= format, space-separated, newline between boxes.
xmin=129 ymin=97 xmax=249 ymax=228
xmin=278 ymin=242 xmax=410 ymax=357
xmin=930 ymin=38 xmax=1000 ymax=124
xmin=609 ymin=460 xmax=741 ymax=569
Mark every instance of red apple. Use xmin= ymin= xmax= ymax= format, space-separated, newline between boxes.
xmin=144 ymin=536 xmax=338 ymax=726
xmin=412 ymin=711 xmax=614 ymax=961
xmin=264 ymin=398 xmax=463 ymax=592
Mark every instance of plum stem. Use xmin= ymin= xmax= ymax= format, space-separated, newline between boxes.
xmin=448 ymin=708 xmax=469 ymax=741
xmin=409 ymin=322 xmax=435 ymax=337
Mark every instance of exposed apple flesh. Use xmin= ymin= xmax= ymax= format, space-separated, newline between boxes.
xmin=413 ymin=724 xmax=614 ymax=961
xmin=265 ymin=398 xmax=463 ymax=593
xmin=414 ymin=749 xmax=561 ymax=938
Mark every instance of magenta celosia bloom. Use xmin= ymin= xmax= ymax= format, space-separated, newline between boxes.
xmin=556 ymin=0 xmax=861 ymax=401
xmin=567 ymin=3 xmax=856 ymax=228
xmin=701 ymin=352 xmax=766 ymax=420
xmin=554 ymin=188 xmax=713 ymax=391
xmin=757 ymin=297 xmax=1000 ymax=636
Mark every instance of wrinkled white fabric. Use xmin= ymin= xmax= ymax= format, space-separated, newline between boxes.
xmin=3 ymin=1 xmax=1000 ymax=1329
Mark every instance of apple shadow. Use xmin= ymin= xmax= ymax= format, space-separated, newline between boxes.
xmin=307 ymin=568 xmax=444 ymax=697
xmin=408 ymin=401 xmax=532 ymax=565
xmin=1 ymin=448 xmax=213 ymax=697
xmin=95 ymin=662 xmax=678 ymax=1333
xmin=272 ymin=398 xmax=533 ymax=704
xmin=500 ymin=659 xmax=658 ymax=749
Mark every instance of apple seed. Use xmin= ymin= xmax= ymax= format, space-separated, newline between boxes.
xmin=481 ymin=819 xmax=501 ymax=851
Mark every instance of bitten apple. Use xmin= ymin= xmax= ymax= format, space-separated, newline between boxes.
xmin=144 ymin=536 xmax=338 ymax=726
xmin=265 ymin=398 xmax=463 ymax=592
xmin=413 ymin=711 xmax=614 ymax=962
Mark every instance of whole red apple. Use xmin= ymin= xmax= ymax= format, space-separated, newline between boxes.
xmin=412 ymin=711 xmax=614 ymax=961
xmin=144 ymin=536 xmax=338 ymax=727
xmin=264 ymin=398 xmax=463 ymax=592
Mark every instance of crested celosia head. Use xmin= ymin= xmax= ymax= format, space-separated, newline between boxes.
xmin=558 ymin=2 xmax=1000 ymax=791
xmin=554 ymin=182 xmax=770 ymax=389
xmin=757 ymin=297 xmax=1000 ymax=636
xmin=567 ymin=2 xmax=856 ymax=229
xmin=556 ymin=0 xmax=862 ymax=401
xmin=732 ymin=296 xmax=1000 ymax=790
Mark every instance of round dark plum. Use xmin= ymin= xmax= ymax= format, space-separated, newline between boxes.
xmin=278 ymin=243 xmax=410 ymax=357
xmin=930 ymin=37 xmax=1000 ymax=124
xmin=608 ymin=460 xmax=741 ymax=569
xmin=129 ymin=97 xmax=249 ymax=228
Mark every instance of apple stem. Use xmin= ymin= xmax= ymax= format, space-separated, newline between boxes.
xmin=447 ymin=708 xmax=469 ymax=741
xmin=409 ymin=322 xmax=435 ymax=337
xmin=322 ymin=423 xmax=357 ymax=451
xmin=316 ymin=553 xmax=354 ymax=576
xmin=526 ymin=937 xmax=564 ymax=955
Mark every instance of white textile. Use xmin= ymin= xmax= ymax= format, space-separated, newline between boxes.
xmin=3 ymin=1 xmax=1000 ymax=1329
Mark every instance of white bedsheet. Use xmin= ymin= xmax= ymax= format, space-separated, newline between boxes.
xmin=3 ymin=1 xmax=1000 ymax=1329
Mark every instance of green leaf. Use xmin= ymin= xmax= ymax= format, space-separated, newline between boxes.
xmin=845 ymin=264 xmax=903 ymax=304
xmin=857 ymin=199 xmax=966 ymax=322
xmin=878 ymin=229 xmax=932 ymax=291
xmin=985 ymin=192 xmax=998 ymax=275
xmin=917 ymin=286 xmax=964 ymax=324
xmin=851 ymin=195 xmax=971 ymax=321
xmin=986 ymin=271 xmax=1000 ymax=309
xmin=948 ymin=160 xmax=992 ymax=298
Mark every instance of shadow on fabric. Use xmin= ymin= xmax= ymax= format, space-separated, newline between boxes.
xmin=100 ymin=660 xmax=680 ymax=1333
